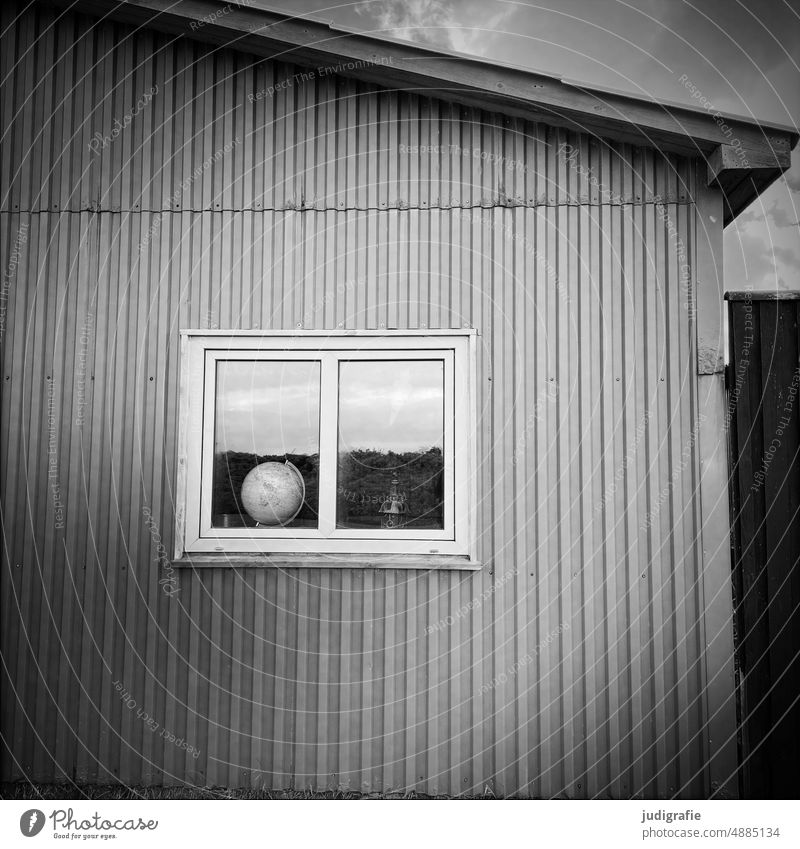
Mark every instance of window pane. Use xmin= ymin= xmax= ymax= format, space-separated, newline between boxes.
xmin=336 ymin=360 xmax=444 ymax=530
xmin=212 ymin=360 xmax=320 ymax=528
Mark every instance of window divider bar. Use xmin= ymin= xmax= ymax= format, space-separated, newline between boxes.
xmin=199 ymin=350 xmax=218 ymax=533
xmin=443 ymin=352 xmax=456 ymax=536
xmin=318 ymin=352 xmax=339 ymax=537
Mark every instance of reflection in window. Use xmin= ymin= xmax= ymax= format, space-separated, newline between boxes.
xmin=336 ymin=360 xmax=444 ymax=530
xmin=212 ymin=360 xmax=320 ymax=528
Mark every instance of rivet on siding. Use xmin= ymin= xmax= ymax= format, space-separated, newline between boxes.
xmin=149 ymin=377 xmax=154 ymax=381
xmin=296 ymin=322 xmax=302 ymax=328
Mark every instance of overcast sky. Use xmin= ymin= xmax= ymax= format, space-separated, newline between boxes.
xmin=261 ymin=0 xmax=800 ymax=293
xmin=216 ymin=360 xmax=321 ymax=454
xmin=216 ymin=359 xmax=443 ymax=454
xmin=338 ymin=360 xmax=444 ymax=453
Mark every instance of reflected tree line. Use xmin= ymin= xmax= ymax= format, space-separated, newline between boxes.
xmin=212 ymin=447 xmax=443 ymax=529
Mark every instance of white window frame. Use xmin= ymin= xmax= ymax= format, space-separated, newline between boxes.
xmin=175 ymin=330 xmax=477 ymax=559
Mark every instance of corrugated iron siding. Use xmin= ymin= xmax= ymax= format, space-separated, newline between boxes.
xmin=1 ymin=3 xmax=712 ymax=796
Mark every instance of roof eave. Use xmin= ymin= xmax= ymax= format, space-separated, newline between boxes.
xmin=43 ymin=0 xmax=799 ymax=223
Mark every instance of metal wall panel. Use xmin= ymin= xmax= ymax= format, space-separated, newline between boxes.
xmin=2 ymin=2 xmax=714 ymax=797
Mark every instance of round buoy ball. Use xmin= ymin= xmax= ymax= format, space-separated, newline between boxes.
xmin=240 ymin=462 xmax=305 ymax=526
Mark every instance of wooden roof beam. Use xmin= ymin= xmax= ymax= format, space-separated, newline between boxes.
xmin=707 ymin=142 xmax=792 ymax=225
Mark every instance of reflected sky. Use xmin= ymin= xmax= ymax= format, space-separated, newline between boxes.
xmin=215 ymin=361 xmax=320 ymax=454
xmin=338 ymin=360 xmax=443 ymax=453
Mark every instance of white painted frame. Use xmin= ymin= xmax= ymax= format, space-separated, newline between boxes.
xmin=176 ymin=330 xmax=477 ymax=558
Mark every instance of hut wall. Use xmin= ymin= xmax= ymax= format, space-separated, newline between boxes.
xmin=0 ymin=2 xmax=734 ymax=797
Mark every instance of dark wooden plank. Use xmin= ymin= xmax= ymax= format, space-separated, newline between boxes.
xmin=760 ymin=301 xmax=800 ymax=797
xmin=728 ymin=296 xmax=800 ymax=798
xmin=729 ymin=299 xmax=771 ymax=796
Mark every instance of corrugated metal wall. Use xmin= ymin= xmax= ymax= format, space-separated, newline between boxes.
xmin=2 ymin=2 xmax=716 ymax=797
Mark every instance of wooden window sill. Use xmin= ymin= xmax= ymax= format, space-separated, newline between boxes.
xmin=172 ymin=553 xmax=482 ymax=571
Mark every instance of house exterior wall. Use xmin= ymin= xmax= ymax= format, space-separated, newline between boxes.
xmin=1 ymin=2 xmax=734 ymax=797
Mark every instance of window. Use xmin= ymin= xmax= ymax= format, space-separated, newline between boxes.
xmin=176 ymin=331 xmax=476 ymax=558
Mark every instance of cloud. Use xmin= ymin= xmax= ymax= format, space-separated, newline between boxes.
xmin=353 ymin=0 xmax=516 ymax=56
xmin=217 ymin=361 xmax=321 ymax=454
xmin=339 ymin=360 xmax=443 ymax=452
xmin=726 ymin=228 xmax=777 ymax=289
xmin=733 ymin=208 xmax=761 ymax=227
xmin=785 ymin=170 xmax=800 ymax=193
xmin=765 ymin=200 xmax=800 ymax=229
xmin=725 ymin=223 xmax=800 ymax=292
xmin=772 ymin=243 xmax=800 ymax=272
xmin=649 ymin=0 xmax=800 ymax=122
xmin=652 ymin=0 xmax=800 ymax=78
